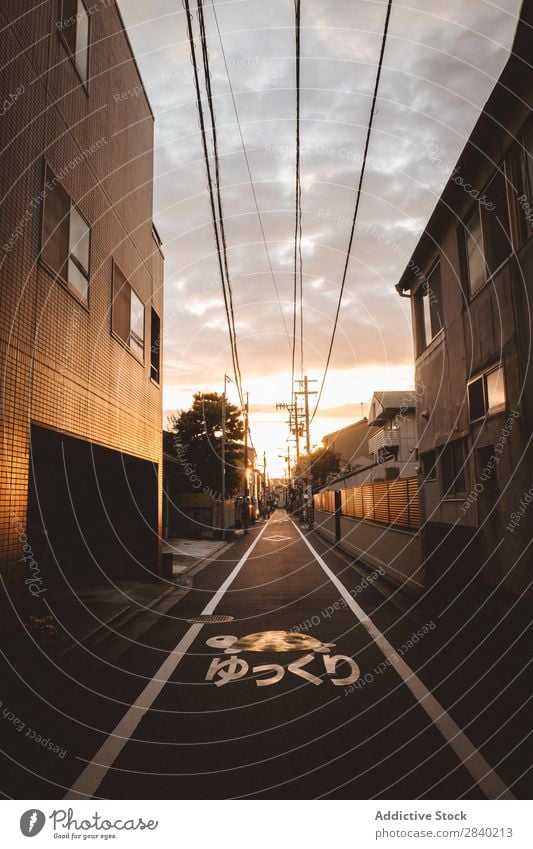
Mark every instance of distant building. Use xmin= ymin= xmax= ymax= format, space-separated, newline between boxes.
xmin=367 ymin=391 xmax=418 ymax=478
xmin=396 ymin=6 xmax=532 ymax=602
xmin=322 ymin=418 xmax=378 ymax=472
xmin=320 ymin=391 xmax=418 ymax=489
xmin=0 ymin=1 xmax=164 ymax=597
xmin=314 ymin=394 xmax=422 ymax=589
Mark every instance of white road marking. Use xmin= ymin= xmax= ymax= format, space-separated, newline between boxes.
xmin=293 ymin=522 xmax=515 ymax=801
xmin=65 ymin=520 xmax=271 ymax=800
xmin=264 ymin=534 xmax=292 ymax=541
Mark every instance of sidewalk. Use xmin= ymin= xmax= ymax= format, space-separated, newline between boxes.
xmin=162 ymin=537 xmax=229 ymax=581
xmin=11 ymin=536 xmax=236 ymax=658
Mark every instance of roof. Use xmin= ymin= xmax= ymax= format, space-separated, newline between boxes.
xmin=322 ymin=417 xmax=368 ymax=443
xmin=368 ymin=391 xmax=417 ymax=426
xmin=370 ymin=391 xmax=417 ymax=409
xmin=396 ymin=2 xmax=532 ymax=293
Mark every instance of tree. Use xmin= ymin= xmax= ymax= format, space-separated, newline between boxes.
xmin=168 ymin=393 xmax=245 ymax=496
xmin=296 ymin=446 xmax=341 ymax=489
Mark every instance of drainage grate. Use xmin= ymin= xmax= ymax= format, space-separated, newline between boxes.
xmin=187 ymin=614 xmax=235 ymax=624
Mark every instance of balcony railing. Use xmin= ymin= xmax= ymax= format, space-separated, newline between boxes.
xmin=368 ymin=427 xmax=400 ymax=455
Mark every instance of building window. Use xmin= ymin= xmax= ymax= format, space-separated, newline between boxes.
xmin=150 ymin=308 xmax=161 ymax=383
xmin=464 ymin=205 xmax=485 ymax=296
xmin=440 ymin=439 xmax=468 ymax=497
xmin=415 ymin=261 xmax=443 ymax=353
xmin=467 ymin=364 xmax=506 ymax=422
xmin=112 ymin=264 xmax=145 ymax=360
xmin=41 ymin=165 xmax=90 ymax=304
xmin=421 ymin=450 xmax=437 ymax=481
xmin=58 ymin=0 xmax=89 ymax=83
xmin=463 ymin=167 xmax=512 ymax=297
xmin=509 ymin=125 xmax=533 ymax=246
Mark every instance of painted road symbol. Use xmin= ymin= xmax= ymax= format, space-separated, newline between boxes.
xmin=205 ymin=652 xmax=360 ymax=688
xmin=264 ymin=535 xmax=292 ymax=541
xmin=206 ymin=630 xmax=335 ymax=653
xmin=204 ymin=630 xmax=360 ymax=688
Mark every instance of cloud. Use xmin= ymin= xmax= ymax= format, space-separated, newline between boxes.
xmin=118 ymin=0 xmax=522 ymax=471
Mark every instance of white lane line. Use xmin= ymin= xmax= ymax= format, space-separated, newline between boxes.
xmin=293 ymin=522 xmax=514 ymax=801
xmin=65 ymin=520 xmax=270 ymax=800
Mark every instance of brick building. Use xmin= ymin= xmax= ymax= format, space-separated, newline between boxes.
xmin=0 ymin=1 xmax=164 ymax=600
xmin=396 ymin=6 xmax=532 ymax=604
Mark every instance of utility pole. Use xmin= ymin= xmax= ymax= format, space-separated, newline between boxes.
xmin=221 ymin=386 xmax=225 ymax=540
xmin=243 ymin=391 xmax=249 ymax=532
xmin=263 ymin=450 xmax=267 ymax=518
xmin=294 ymin=402 xmax=300 ymax=466
xmin=219 ymin=373 xmax=233 ymax=542
xmin=295 ymin=375 xmax=317 ymax=528
xmin=276 ymin=400 xmax=303 ymax=467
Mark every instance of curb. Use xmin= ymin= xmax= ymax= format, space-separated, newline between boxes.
xmin=58 ymin=538 xmax=238 ymax=666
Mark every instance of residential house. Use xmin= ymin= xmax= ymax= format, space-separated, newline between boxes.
xmin=322 ymin=417 xmax=378 ymax=473
xmin=396 ymin=6 xmax=532 ymax=602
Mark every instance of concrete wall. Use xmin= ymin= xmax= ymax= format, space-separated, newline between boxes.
xmin=314 ymin=510 xmax=424 ymax=591
xmin=314 ymin=509 xmax=336 ymax=542
xmin=170 ymin=494 xmax=235 ymax=539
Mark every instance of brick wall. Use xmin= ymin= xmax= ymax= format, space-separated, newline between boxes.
xmin=0 ymin=1 xmax=163 ymax=593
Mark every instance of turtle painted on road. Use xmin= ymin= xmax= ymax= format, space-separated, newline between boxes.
xmin=206 ymin=630 xmax=335 ymax=654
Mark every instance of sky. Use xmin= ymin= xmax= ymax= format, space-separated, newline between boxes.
xmin=119 ymin=0 xmax=522 ymax=476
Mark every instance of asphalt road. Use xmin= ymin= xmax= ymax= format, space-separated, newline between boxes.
xmin=1 ymin=510 xmax=530 ymax=799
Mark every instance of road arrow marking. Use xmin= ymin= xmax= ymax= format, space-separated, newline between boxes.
xmin=264 ymin=535 xmax=291 ymax=541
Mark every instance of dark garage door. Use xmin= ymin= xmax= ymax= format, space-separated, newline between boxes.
xmin=27 ymin=424 xmax=159 ymax=583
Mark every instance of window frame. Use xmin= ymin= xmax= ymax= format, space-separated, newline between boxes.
xmin=463 ymin=202 xmax=487 ymax=298
xmin=413 ymin=259 xmax=444 ymax=355
xmin=463 ymin=162 xmax=514 ymax=300
xmin=40 ymin=162 xmax=91 ymax=308
xmin=507 ymin=123 xmax=533 ymax=249
xmin=66 ymin=202 xmax=91 ymax=303
xmin=129 ymin=288 xmax=145 ymax=360
xmin=111 ymin=261 xmax=146 ymax=364
xmin=440 ymin=438 xmax=468 ymax=499
xmin=150 ymin=307 xmax=161 ymax=384
xmin=57 ymin=0 xmax=91 ymax=89
xmin=467 ymin=363 xmax=506 ymax=423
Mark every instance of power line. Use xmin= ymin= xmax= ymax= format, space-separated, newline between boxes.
xmin=291 ymin=0 xmax=303 ymax=405
xmin=296 ymin=0 xmax=304 ymax=380
xmin=311 ymin=0 xmax=393 ymax=423
xmin=209 ymin=0 xmax=293 ymax=355
xmin=183 ymin=0 xmax=244 ymax=407
xmin=196 ymin=0 xmax=244 ymax=406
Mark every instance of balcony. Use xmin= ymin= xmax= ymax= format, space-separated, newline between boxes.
xmin=368 ymin=427 xmax=400 ymax=456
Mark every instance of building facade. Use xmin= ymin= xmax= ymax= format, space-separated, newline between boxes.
xmin=322 ymin=418 xmax=378 ymax=472
xmin=367 ymin=391 xmax=418 ymax=479
xmin=0 ymin=1 xmax=164 ymax=599
xmin=396 ymin=8 xmax=532 ymax=602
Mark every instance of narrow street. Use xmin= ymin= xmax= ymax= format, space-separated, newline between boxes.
xmin=3 ymin=511 xmax=528 ymax=801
